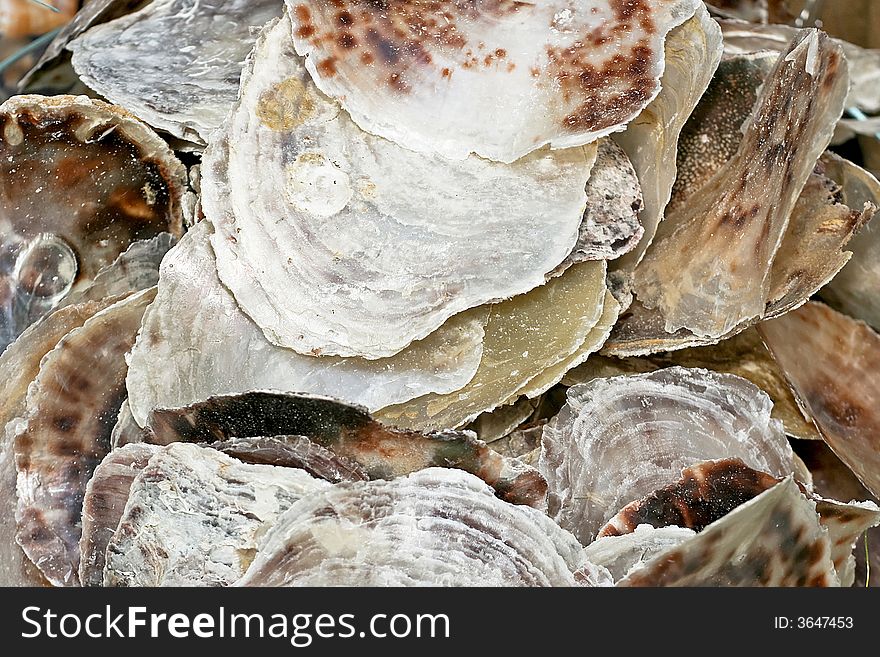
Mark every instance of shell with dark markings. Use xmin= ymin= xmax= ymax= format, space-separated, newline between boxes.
xmin=0 ymin=94 xmax=185 ymax=353
xmin=12 ymin=288 xmax=154 ymax=586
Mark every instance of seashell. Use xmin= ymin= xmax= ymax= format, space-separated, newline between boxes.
xmin=285 ymin=0 xmax=704 ymax=163
xmin=670 ymin=52 xmax=777 ymax=214
xmin=581 ymin=525 xmax=696 ymax=583
xmin=20 ymin=0 xmax=150 ymax=92
xmin=719 ymin=18 xmax=880 ymax=115
xmin=759 ymin=302 xmax=880 ymax=500
xmin=0 ymin=94 xmax=186 ymax=353
xmin=78 ymin=442 xmax=159 ymax=587
xmin=568 ymin=328 xmax=821 ymax=440
xmin=103 ymin=443 xmax=329 ymax=587
xmin=12 ymin=288 xmax=154 ymax=586
xmin=0 ymin=294 xmax=122 ymax=586
xmin=140 ymin=390 xmax=547 ymax=508
xmin=236 ymin=468 xmax=585 ymax=587
xmin=125 ymin=221 xmax=488 ymax=425
xmin=818 ymin=154 xmax=880 ymax=329
xmin=204 ymin=16 xmax=597 ymax=360
xmin=0 ymin=0 xmax=78 ymax=39
xmin=209 ymin=436 xmax=369 ymax=484
xmin=551 ymin=138 xmax=644 ymax=270
xmin=539 ymin=367 xmax=794 ymax=543
xmin=376 ymin=263 xmax=613 ymax=431
xmin=69 ymin=0 xmax=283 ymax=144
xmin=795 ymin=440 xmax=880 ymax=587
xmin=619 ymin=479 xmax=840 ymax=587
xmin=60 ymin=233 xmax=175 ymax=307
xmin=597 ymin=458 xmax=784 ymax=538
xmin=633 ymin=30 xmax=850 ymax=339
xmin=612 ymin=6 xmax=722 ymax=275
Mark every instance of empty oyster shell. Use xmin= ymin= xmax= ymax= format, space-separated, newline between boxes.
xmin=719 ymin=18 xmax=880 ymax=115
xmin=61 ymin=233 xmax=175 ymax=307
xmin=237 ymin=468 xmax=585 ymax=587
xmin=818 ymin=155 xmax=880 ymax=329
xmin=141 ymin=391 xmax=546 ymax=508
xmin=205 ymin=15 xmax=597 ymax=359
xmin=598 ymin=458 xmax=782 ymax=537
xmin=12 ymin=288 xmax=154 ymax=586
xmin=581 ymin=525 xmax=696 ymax=582
xmin=376 ymin=262 xmax=610 ymax=431
xmin=286 ymin=0 xmax=704 ymax=163
xmin=634 ymin=30 xmax=849 ymax=339
xmin=78 ymin=443 xmax=159 ymax=587
xmin=102 ymin=443 xmax=329 ymax=587
xmin=552 ymin=139 xmax=643 ymax=269
xmin=796 ymin=440 xmax=880 ymax=587
xmin=670 ymin=52 xmax=776 ymax=213
xmin=69 ymin=0 xmax=283 ymax=144
xmin=619 ymin=479 xmax=839 ymax=587
xmin=759 ymin=302 xmax=880 ymax=499
xmin=19 ymin=0 xmax=151 ymax=92
xmin=568 ymin=328 xmax=821 ymax=440
xmin=126 ymin=221 xmax=487 ymax=426
xmin=0 ymin=295 xmax=121 ymax=586
xmin=612 ymin=6 xmax=722 ymax=273
xmin=0 ymin=94 xmax=185 ymax=352
xmin=539 ymin=367 xmax=794 ymax=543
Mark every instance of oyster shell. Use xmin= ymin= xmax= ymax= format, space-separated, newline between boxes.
xmin=719 ymin=18 xmax=880 ymax=115
xmin=103 ymin=443 xmax=329 ymax=587
xmin=12 ymin=288 xmax=154 ymax=586
xmin=205 ymin=15 xmax=597 ymax=359
xmin=552 ymin=139 xmax=644 ymax=269
xmin=539 ymin=367 xmax=794 ymax=543
xmin=612 ymin=6 xmax=722 ymax=274
xmin=669 ymin=52 xmax=776 ymax=213
xmin=759 ymin=302 xmax=880 ymax=499
xmin=597 ymin=458 xmax=783 ymax=537
xmin=126 ymin=221 xmax=486 ymax=425
xmin=142 ymin=391 xmax=546 ymax=508
xmin=285 ymin=0 xmax=703 ymax=163
xmin=633 ymin=30 xmax=849 ymax=339
xmin=818 ymin=155 xmax=880 ymax=329
xmin=568 ymin=328 xmax=821 ymax=440
xmin=0 ymin=295 xmax=121 ymax=586
xmin=376 ymin=262 xmax=610 ymax=431
xmin=78 ymin=443 xmax=159 ymax=587
xmin=619 ymin=479 xmax=840 ymax=587
xmin=581 ymin=525 xmax=696 ymax=582
xmin=237 ymin=468 xmax=584 ymax=587
xmin=62 ymin=233 xmax=175 ymax=307
xmin=19 ymin=0 xmax=151 ymax=92
xmin=0 ymin=94 xmax=185 ymax=352
xmin=796 ymin=440 xmax=880 ymax=587
xmin=69 ymin=0 xmax=283 ymax=144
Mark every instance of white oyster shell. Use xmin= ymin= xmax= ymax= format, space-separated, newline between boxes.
xmin=203 ymin=15 xmax=598 ymax=359
xmin=539 ymin=367 xmax=794 ymax=543
xmin=286 ymin=0 xmax=703 ymax=162
xmin=126 ymin=221 xmax=487 ymax=428
xmin=103 ymin=443 xmax=329 ymax=587
xmin=237 ymin=468 xmax=586 ymax=587
xmin=69 ymin=0 xmax=283 ymax=143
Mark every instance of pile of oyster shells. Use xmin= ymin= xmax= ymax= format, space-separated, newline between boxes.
xmin=1 ymin=0 xmax=879 ymax=587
